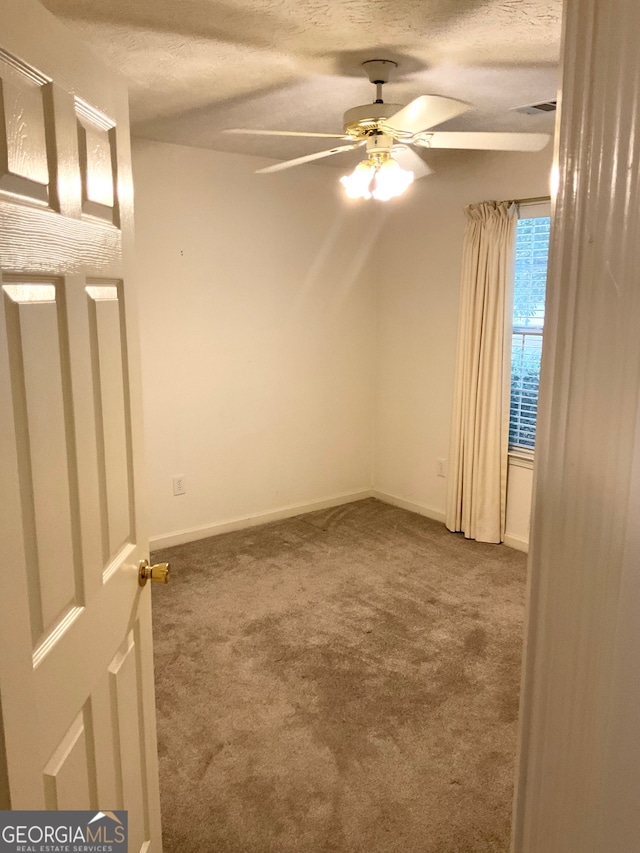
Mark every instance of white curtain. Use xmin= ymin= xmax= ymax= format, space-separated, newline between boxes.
xmin=445 ymin=200 xmax=517 ymax=543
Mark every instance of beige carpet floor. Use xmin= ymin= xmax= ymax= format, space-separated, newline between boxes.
xmin=151 ymin=498 xmax=527 ymax=853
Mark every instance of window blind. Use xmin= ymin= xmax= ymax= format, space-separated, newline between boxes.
xmin=509 ymin=214 xmax=551 ymax=451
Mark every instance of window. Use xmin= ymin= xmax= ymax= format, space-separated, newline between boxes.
xmin=509 ymin=205 xmax=551 ymax=452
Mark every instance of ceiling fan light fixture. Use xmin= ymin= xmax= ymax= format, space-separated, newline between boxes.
xmin=340 ymin=153 xmax=413 ymax=202
xmin=340 ymin=158 xmax=376 ymax=199
xmin=371 ymin=156 xmax=414 ymax=201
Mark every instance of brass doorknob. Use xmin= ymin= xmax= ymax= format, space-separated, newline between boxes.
xmin=139 ymin=559 xmax=170 ymax=587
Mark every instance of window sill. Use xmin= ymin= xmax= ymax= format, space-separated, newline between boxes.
xmin=508 ymin=449 xmax=535 ymax=470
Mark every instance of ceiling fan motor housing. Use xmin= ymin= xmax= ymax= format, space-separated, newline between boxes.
xmin=364 ymin=133 xmax=394 ymax=161
xmin=343 ymin=102 xmax=405 ymax=138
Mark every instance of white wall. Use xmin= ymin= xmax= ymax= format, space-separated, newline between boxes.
xmin=373 ymin=147 xmax=554 ymax=546
xmin=504 ymin=458 xmax=535 ymax=551
xmin=132 ymin=140 xmax=378 ymax=546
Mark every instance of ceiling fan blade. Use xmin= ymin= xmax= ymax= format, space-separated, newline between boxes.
xmin=256 ymin=141 xmax=366 ymax=173
xmin=391 ymin=145 xmax=433 ymax=180
xmin=224 ymin=128 xmax=350 ymax=139
xmin=382 ymin=95 xmax=471 ymax=135
xmin=415 ymin=131 xmax=551 ymax=151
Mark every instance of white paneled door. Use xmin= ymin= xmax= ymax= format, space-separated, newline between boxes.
xmin=0 ymin=1 xmax=162 ymax=849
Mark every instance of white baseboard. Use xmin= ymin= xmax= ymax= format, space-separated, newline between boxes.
xmin=371 ymin=490 xmax=446 ymax=524
xmin=150 ymin=487 xmax=524 ymax=552
xmin=503 ymin=532 xmax=529 ymax=553
xmin=149 ymin=489 xmax=375 ymax=550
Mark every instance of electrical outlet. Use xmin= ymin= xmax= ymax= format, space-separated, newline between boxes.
xmin=436 ymin=458 xmax=447 ymax=478
xmin=173 ymin=475 xmax=186 ymax=496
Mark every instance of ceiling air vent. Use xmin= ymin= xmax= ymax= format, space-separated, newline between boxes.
xmin=511 ymin=100 xmax=557 ymax=116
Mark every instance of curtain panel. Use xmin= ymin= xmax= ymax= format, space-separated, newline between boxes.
xmin=446 ymin=200 xmax=517 ymax=543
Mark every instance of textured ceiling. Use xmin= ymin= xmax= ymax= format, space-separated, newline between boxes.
xmin=41 ymin=0 xmax=563 ymax=169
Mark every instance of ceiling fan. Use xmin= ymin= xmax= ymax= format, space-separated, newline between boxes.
xmin=224 ymin=60 xmax=551 ymax=200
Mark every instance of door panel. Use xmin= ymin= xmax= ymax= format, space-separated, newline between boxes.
xmin=87 ymin=282 xmax=133 ymax=561
xmin=109 ymin=629 xmax=151 ymax=852
xmin=43 ymin=708 xmax=96 ymax=811
xmin=0 ymin=48 xmax=50 ymax=203
xmin=0 ymin=2 xmax=162 ymax=849
xmin=76 ymin=100 xmax=119 ymax=223
xmin=2 ymin=278 xmax=81 ymax=644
